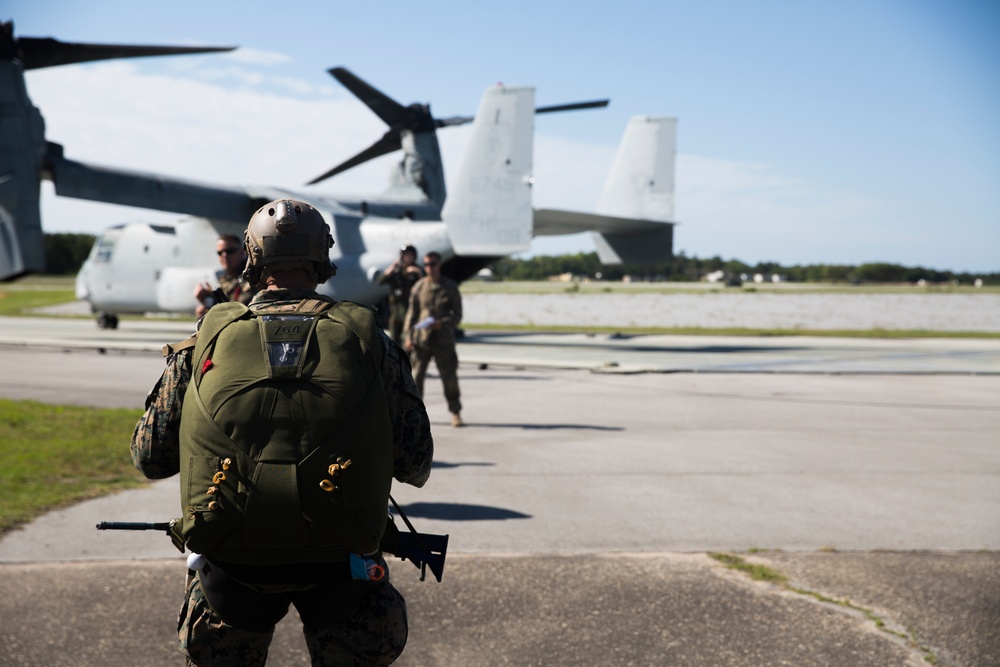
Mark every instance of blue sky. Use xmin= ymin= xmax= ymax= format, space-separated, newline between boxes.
xmin=8 ymin=0 xmax=999 ymax=272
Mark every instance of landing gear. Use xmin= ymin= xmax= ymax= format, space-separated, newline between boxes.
xmin=96 ymin=313 xmax=119 ymax=330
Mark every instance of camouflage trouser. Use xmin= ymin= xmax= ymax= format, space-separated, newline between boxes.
xmin=386 ymin=301 xmax=408 ymax=347
xmin=178 ymin=568 xmax=408 ymax=666
xmin=410 ymin=340 xmax=461 ymax=414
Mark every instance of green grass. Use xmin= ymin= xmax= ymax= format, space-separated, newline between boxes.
xmin=0 ymin=399 xmax=148 ymax=534
xmin=709 ymin=552 xmax=788 ymax=583
xmin=0 ymin=286 xmax=77 ymax=316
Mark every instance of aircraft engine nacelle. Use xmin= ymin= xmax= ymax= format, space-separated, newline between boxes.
xmin=0 ymin=59 xmax=47 ymax=280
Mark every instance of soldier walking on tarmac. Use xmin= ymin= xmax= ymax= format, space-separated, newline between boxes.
xmin=131 ymin=198 xmax=433 ymax=666
xmin=404 ymin=251 xmax=464 ymax=427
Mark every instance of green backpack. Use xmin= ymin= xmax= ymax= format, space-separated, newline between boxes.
xmin=177 ymin=299 xmax=393 ymax=563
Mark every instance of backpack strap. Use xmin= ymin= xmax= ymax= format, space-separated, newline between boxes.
xmin=162 ymin=334 xmax=198 ymax=357
xmin=324 ymin=301 xmax=383 ymax=372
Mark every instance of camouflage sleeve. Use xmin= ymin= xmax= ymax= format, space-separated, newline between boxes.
xmin=378 ymin=331 xmax=433 ymax=487
xmin=402 ymin=281 xmax=422 ymax=346
xmin=130 ymin=348 xmax=192 ymax=479
xmin=448 ymin=280 xmax=462 ymax=327
xmin=377 ymin=265 xmax=398 ymax=286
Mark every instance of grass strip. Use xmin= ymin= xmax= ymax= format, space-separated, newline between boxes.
xmin=709 ymin=552 xmax=940 ymax=664
xmin=0 ymin=289 xmax=77 ymax=316
xmin=0 ymin=399 xmax=147 ymax=534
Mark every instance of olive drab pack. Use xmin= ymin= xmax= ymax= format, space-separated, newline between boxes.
xmin=177 ymin=298 xmax=393 ymax=563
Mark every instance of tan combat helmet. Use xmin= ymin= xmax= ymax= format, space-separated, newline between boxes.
xmin=243 ymin=199 xmax=337 ymax=288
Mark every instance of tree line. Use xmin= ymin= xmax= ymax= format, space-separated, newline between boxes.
xmin=41 ymin=233 xmax=997 ymax=285
xmin=489 ymin=251 xmax=999 ymax=285
xmin=43 ymin=233 xmax=97 ymax=275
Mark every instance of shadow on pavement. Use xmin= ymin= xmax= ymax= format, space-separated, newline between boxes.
xmin=394 ymin=502 xmax=531 ymax=521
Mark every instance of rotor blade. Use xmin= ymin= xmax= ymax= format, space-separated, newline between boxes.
xmin=536 ymin=99 xmax=610 ymax=115
xmin=435 ymin=115 xmax=474 ymax=128
xmin=328 ymin=67 xmax=410 ymax=127
xmin=16 ymin=37 xmax=235 ymax=70
xmin=306 ymin=132 xmax=402 ymax=186
xmin=435 ymin=99 xmax=610 ymax=128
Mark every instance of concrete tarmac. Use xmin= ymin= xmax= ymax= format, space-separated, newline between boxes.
xmin=0 ymin=316 xmax=998 ymax=665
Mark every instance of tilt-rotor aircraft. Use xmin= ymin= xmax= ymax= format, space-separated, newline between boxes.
xmin=0 ymin=22 xmax=677 ymax=329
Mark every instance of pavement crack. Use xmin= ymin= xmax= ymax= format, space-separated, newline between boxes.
xmin=708 ymin=552 xmax=944 ymax=665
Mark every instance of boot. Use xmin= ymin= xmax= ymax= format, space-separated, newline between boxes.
xmin=451 ymin=412 xmax=464 ymax=428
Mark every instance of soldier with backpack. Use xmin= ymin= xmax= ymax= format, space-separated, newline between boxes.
xmin=131 ymin=198 xmax=433 ymax=666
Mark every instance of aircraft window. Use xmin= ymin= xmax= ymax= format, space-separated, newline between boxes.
xmin=92 ymin=236 xmax=117 ymax=263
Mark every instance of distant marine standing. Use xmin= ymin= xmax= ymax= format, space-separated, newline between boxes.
xmin=404 ymin=251 xmax=463 ymax=427
xmin=378 ymin=244 xmax=424 ymax=346
xmin=193 ymin=234 xmax=257 ymax=317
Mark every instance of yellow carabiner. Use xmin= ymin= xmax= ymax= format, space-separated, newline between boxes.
xmin=212 ymin=471 xmax=226 ymax=484
xmin=221 ymin=458 xmax=232 ymax=471
xmin=319 ymin=479 xmax=337 ymax=493
xmin=329 ymin=457 xmax=353 ymax=475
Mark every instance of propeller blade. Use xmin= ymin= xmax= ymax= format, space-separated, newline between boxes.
xmin=328 ymin=67 xmax=410 ymax=128
xmin=536 ymin=99 xmax=610 ymax=115
xmin=306 ymin=132 xmax=402 ymax=186
xmin=313 ymin=66 xmax=609 ymax=184
xmin=435 ymin=115 xmax=474 ymax=128
xmin=434 ymin=99 xmax=610 ymax=130
xmin=15 ymin=36 xmax=235 ymax=70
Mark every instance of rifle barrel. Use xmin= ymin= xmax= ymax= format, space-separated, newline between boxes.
xmin=96 ymin=521 xmax=172 ymax=531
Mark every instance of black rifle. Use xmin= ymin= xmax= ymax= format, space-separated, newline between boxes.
xmin=96 ymin=520 xmax=184 ymax=552
xmin=96 ymin=497 xmax=448 ymax=583
xmin=97 ymin=521 xmax=174 ymax=532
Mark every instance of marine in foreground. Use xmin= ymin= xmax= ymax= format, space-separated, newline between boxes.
xmin=130 ymin=199 xmax=433 ymax=666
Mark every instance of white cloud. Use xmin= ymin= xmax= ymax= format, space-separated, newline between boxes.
xmin=220 ymin=47 xmax=294 ymax=66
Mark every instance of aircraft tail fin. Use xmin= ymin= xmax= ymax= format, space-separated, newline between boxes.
xmin=592 ymin=116 xmax=676 ymax=264
xmin=441 ymin=85 xmax=535 ymax=256
xmin=533 ymin=116 xmax=676 ymax=265
xmin=596 ymin=116 xmax=676 ymax=222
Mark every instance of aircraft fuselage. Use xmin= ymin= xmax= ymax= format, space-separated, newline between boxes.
xmin=75 ymin=209 xmax=453 ymax=316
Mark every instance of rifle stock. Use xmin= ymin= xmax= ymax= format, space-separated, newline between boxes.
xmin=380 ymin=516 xmax=448 ymax=582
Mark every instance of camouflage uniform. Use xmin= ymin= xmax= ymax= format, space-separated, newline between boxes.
xmin=377 ymin=264 xmax=423 ymax=346
xmin=403 ymin=275 xmax=462 ymax=415
xmin=132 ymin=287 xmax=432 ymax=666
xmin=215 ymin=270 xmax=256 ymax=306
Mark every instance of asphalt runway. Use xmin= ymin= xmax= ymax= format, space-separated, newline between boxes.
xmin=0 ymin=316 xmax=998 ymax=665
